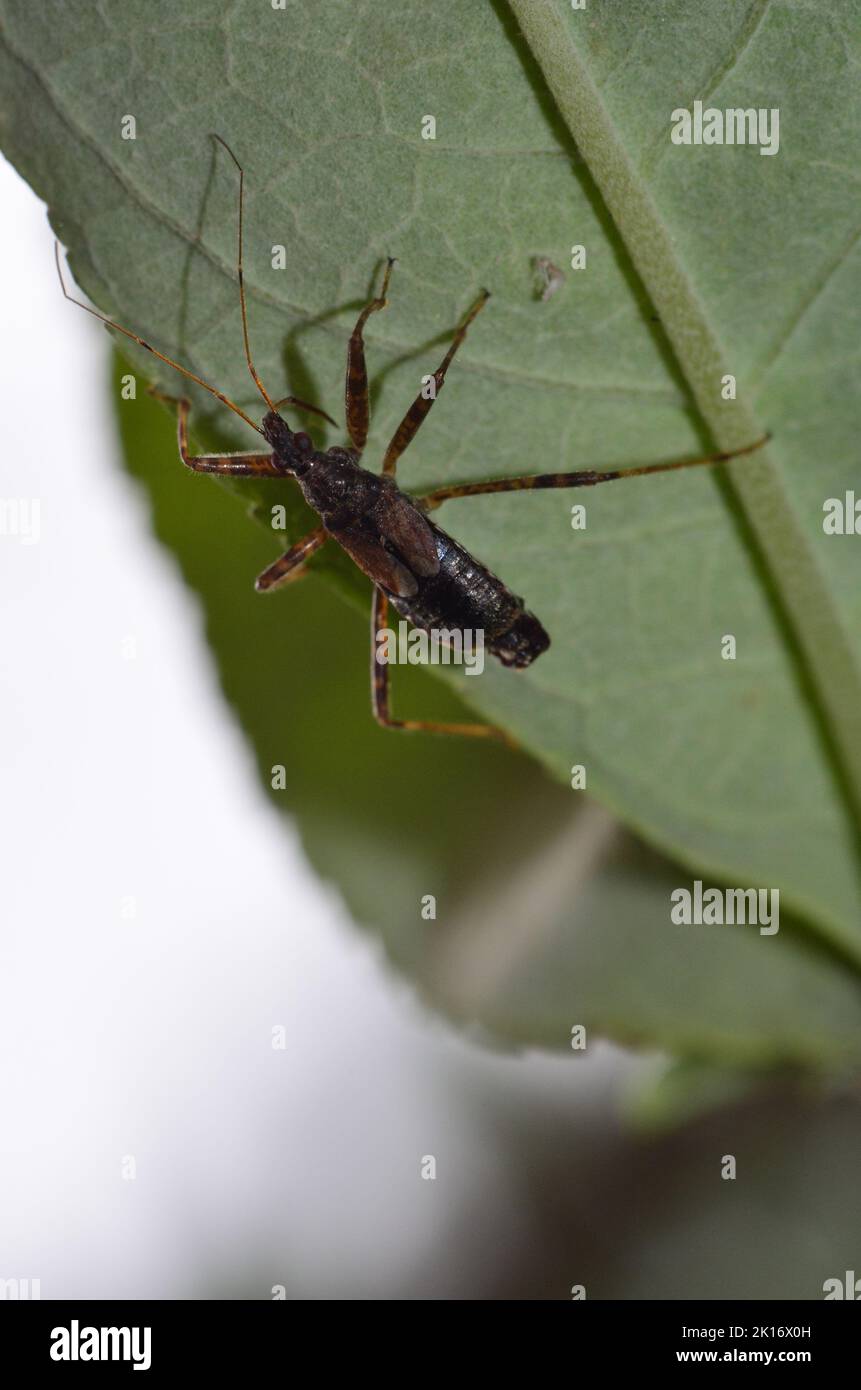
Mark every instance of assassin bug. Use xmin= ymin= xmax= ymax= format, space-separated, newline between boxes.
xmin=56 ymin=136 xmax=768 ymax=745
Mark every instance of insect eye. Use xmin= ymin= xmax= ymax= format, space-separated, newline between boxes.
xmin=294 ymin=431 xmax=313 ymax=453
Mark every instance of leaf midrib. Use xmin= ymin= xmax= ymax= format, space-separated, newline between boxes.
xmin=507 ymin=0 xmax=861 ymax=853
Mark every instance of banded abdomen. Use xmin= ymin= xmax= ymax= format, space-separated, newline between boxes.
xmin=387 ymin=518 xmax=550 ymax=669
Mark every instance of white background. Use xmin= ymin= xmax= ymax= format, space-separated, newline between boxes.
xmin=0 ymin=154 xmax=627 ymax=1299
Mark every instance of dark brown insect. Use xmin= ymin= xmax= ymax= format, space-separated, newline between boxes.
xmin=56 ymin=136 xmax=768 ymax=745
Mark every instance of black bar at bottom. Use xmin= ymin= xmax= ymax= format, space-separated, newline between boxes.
xmin=0 ymin=1298 xmax=857 ymax=1374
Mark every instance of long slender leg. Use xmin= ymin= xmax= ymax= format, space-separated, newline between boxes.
xmin=150 ymin=390 xmax=283 ymax=476
xmin=418 ymin=434 xmax=771 ymax=509
xmin=370 ymin=589 xmax=515 ymax=745
xmin=381 ymin=289 xmax=489 ymax=478
xmin=345 ymin=258 xmax=396 ymax=453
xmin=255 ymin=528 xmax=328 ymax=592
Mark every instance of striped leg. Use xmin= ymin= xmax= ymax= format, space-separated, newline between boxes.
xmin=151 ymin=391 xmax=282 ymax=476
xmin=345 ymin=258 xmax=396 ymax=453
xmin=255 ymin=527 xmax=328 ymax=592
xmin=419 ymin=435 xmax=771 ymax=509
xmin=381 ymin=290 xmax=490 ymax=478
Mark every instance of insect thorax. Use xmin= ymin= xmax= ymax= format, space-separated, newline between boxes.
xmin=298 ymin=448 xmax=383 ymax=527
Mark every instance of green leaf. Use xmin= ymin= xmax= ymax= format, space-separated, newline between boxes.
xmin=2 ymin=1 xmax=860 ymax=1030
xmin=627 ymin=1058 xmax=778 ymax=1132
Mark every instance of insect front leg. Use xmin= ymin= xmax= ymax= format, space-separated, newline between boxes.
xmin=380 ymin=289 xmax=489 ymax=479
xmin=149 ymin=389 xmax=283 ymax=476
xmin=370 ymin=589 xmax=516 ymax=746
xmin=255 ymin=527 xmax=328 ymax=592
xmin=345 ymin=258 xmax=396 ymax=453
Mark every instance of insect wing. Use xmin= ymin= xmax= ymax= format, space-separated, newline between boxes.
xmin=374 ymin=490 xmax=440 ymax=579
xmin=329 ymin=522 xmax=419 ymax=599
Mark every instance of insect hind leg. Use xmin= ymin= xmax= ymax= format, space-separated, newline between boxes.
xmin=418 ymin=434 xmax=772 ymax=509
xmin=370 ymin=589 xmax=516 ymax=746
xmin=345 ymin=258 xmax=396 ymax=453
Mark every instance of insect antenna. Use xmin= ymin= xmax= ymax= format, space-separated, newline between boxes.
xmin=211 ymin=133 xmax=278 ymax=415
xmin=54 ymin=242 xmax=265 ymax=436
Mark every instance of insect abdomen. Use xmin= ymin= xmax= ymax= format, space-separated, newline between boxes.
xmin=388 ymin=521 xmax=550 ymax=669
